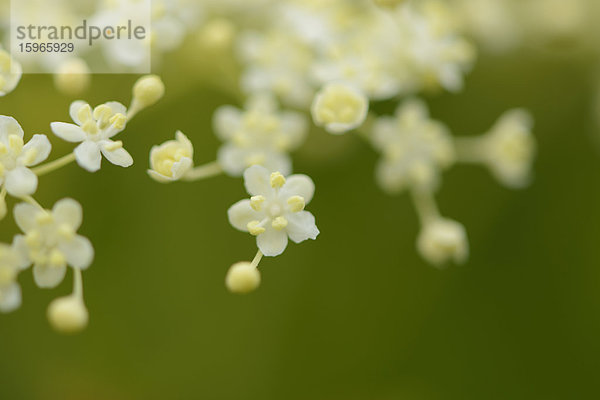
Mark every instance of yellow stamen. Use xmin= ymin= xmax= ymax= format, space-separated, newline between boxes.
xmin=287 ymin=195 xmax=305 ymax=212
xmin=250 ymin=195 xmax=265 ymax=211
xmin=110 ymin=113 xmax=127 ymax=130
xmin=247 ymin=220 xmax=265 ymax=236
xmin=272 ymin=216 xmax=288 ymax=230
xmin=270 ymin=171 xmax=286 ymax=188
xmin=77 ymin=104 xmax=92 ymax=123
xmin=8 ymin=134 xmax=23 ymax=153
xmin=104 ymin=140 xmax=123 ymax=151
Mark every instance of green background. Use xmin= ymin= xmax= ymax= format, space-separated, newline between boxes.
xmin=0 ymin=43 xmax=599 ymax=399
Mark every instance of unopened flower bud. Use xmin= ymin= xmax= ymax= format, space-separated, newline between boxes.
xmin=47 ymin=295 xmax=89 ymax=334
xmin=225 ymin=262 xmax=261 ymax=294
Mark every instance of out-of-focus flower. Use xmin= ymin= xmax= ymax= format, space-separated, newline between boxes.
xmin=213 ymin=93 xmax=307 ymax=176
xmin=47 ymin=294 xmax=88 ymax=333
xmin=228 ymin=165 xmax=319 ymax=257
xmin=50 ymin=101 xmax=131 ymax=172
xmin=225 ymin=261 xmax=261 ymax=293
xmin=370 ymin=99 xmax=454 ymax=194
xmin=417 ymin=217 xmax=469 ymax=267
xmin=148 ymin=130 xmax=194 ymax=182
xmin=0 ymin=116 xmax=52 ymax=197
xmin=0 ymin=241 xmax=29 ymax=313
xmin=13 ymin=198 xmax=94 ymax=289
xmin=0 ymin=49 xmax=22 ymax=97
xmin=53 ymin=58 xmax=91 ymax=96
xmin=311 ymin=82 xmax=369 ymax=135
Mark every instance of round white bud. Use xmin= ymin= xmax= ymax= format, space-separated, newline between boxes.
xmin=417 ymin=218 xmax=469 ymax=267
xmin=53 ymin=58 xmax=90 ymax=96
xmin=132 ymin=75 xmax=165 ymax=108
xmin=47 ymin=296 xmax=89 ymax=334
xmin=311 ymin=82 xmax=369 ymax=135
xmin=225 ymin=262 xmax=261 ymax=294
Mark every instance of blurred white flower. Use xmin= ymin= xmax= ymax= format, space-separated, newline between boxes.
xmin=47 ymin=294 xmax=88 ymax=333
xmin=53 ymin=58 xmax=91 ymax=96
xmin=0 ymin=116 xmax=52 ymax=197
xmin=225 ymin=261 xmax=261 ymax=293
xmin=51 ymin=101 xmax=131 ymax=172
xmin=148 ymin=130 xmax=194 ymax=182
xmin=13 ymin=198 xmax=94 ymax=289
xmin=228 ymin=165 xmax=319 ymax=257
xmin=417 ymin=217 xmax=469 ymax=267
xmin=311 ymin=82 xmax=369 ymax=134
xmin=370 ymin=99 xmax=454 ymax=194
xmin=0 ymin=49 xmax=22 ymax=97
xmin=213 ymin=93 xmax=307 ymax=176
xmin=0 ymin=241 xmax=29 ymax=313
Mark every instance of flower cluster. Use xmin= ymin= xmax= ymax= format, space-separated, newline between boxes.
xmin=0 ymin=75 xmax=164 ymax=332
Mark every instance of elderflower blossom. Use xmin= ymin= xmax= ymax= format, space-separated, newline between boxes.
xmin=213 ymin=94 xmax=307 ymax=176
xmin=148 ymin=130 xmax=194 ymax=182
xmin=0 ymin=49 xmax=22 ymax=97
xmin=50 ymin=101 xmax=131 ymax=172
xmin=311 ymin=82 xmax=369 ymax=134
xmin=13 ymin=198 xmax=94 ymax=288
xmin=0 ymin=241 xmax=29 ymax=313
xmin=370 ymin=99 xmax=455 ymax=194
xmin=417 ymin=217 xmax=469 ymax=267
xmin=228 ymin=165 xmax=319 ymax=257
xmin=0 ymin=116 xmax=52 ymax=197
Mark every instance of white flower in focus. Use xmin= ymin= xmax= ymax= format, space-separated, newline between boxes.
xmin=0 ymin=49 xmax=22 ymax=97
xmin=213 ymin=93 xmax=307 ymax=176
xmin=0 ymin=241 xmax=29 ymax=313
xmin=311 ymin=82 xmax=369 ymax=134
xmin=148 ymin=130 xmax=194 ymax=182
xmin=228 ymin=165 xmax=319 ymax=257
xmin=481 ymin=109 xmax=536 ymax=188
xmin=0 ymin=116 xmax=52 ymax=197
xmin=225 ymin=261 xmax=261 ymax=294
xmin=370 ymin=99 xmax=454 ymax=194
xmin=50 ymin=101 xmax=132 ymax=172
xmin=417 ymin=217 xmax=468 ymax=267
xmin=13 ymin=198 xmax=94 ymax=288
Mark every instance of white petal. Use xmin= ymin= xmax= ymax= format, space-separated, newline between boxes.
xmin=104 ymin=101 xmax=127 ymax=117
xmin=217 ymin=144 xmax=249 ymax=177
xmin=59 ymin=235 xmax=93 ymax=269
xmin=286 ymin=211 xmax=320 ymax=243
xmin=147 ymin=169 xmax=170 ymax=183
xmin=21 ymin=134 xmax=51 ymax=166
xmin=281 ymin=174 xmax=315 ymax=204
xmin=213 ymin=106 xmax=241 ymax=141
xmin=5 ymin=167 xmax=38 ymax=197
xmin=52 ymin=198 xmax=82 ymax=230
xmin=0 ymin=283 xmax=21 ymax=313
xmin=11 ymin=235 xmax=31 ymax=269
xmin=257 ymin=227 xmax=288 ymax=257
xmin=69 ymin=100 xmax=88 ymax=124
xmin=50 ymin=122 xmax=86 ymax=143
xmin=13 ymin=203 xmax=39 ymax=232
xmin=33 ymin=264 xmax=66 ymax=288
xmin=100 ymin=142 xmax=133 ymax=168
xmin=74 ymin=141 xmax=102 ymax=172
xmin=262 ymin=151 xmax=292 ymax=177
xmin=0 ymin=116 xmax=24 ymax=144
xmin=175 ymin=131 xmax=194 ymax=157
xmin=172 ymin=157 xmax=193 ymax=180
xmin=227 ymin=199 xmax=260 ymax=231
xmin=243 ymin=165 xmax=272 ymax=196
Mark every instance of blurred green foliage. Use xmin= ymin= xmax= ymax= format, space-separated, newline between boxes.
xmin=0 ymin=44 xmax=599 ymax=400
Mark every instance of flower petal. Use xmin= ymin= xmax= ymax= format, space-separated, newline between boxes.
xmin=74 ymin=141 xmax=102 ymax=172
xmin=69 ymin=100 xmax=88 ymax=124
xmin=281 ymin=174 xmax=315 ymax=204
xmin=52 ymin=198 xmax=82 ymax=230
xmin=100 ymin=142 xmax=133 ymax=168
xmin=172 ymin=157 xmax=193 ymax=180
xmin=147 ymin=169 xmax=170 ymax=183
xmin=13 ymin=203 xmax=39 ymax=232
xmin=0 ymin=116 xmax=24 ymax=144
xmin=11 ymin=235 xmax=31 ymax=269
xmin=21 ymin=134 xmax=52 ymax=166
xmin=217 ymin=144 xmax=249 ymax=177
xmin=5 ymin=167 xmax=38 ymax=197
xmin=33 ymin=264 xmax=66 ymax=288
xmin=243 ymin=165 xmax=272 ymax=196
xmin=0 ymin=283 xmax=21 ymax=313
xmin=50 ymin=122 xmax=86 ymax=143
xmin=104 ymin=101 xmax=127 ymax=117
xmin=286 ymin=211 xmax=320 ymax=243
xmin=175 ymin=130 xmax=194 ymax=157
xmin=59 ymin=235 xmax=93 ymax=269
xmin=213 ymin=106 xmax=241 ymax=141
xmin=227 ymin=199 xmax=260 ymax=231
xmin=257 ymin=227 xmax=288 ymax=257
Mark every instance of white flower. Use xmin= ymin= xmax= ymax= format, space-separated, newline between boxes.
xmin=225 ymin=261 xmax=261 ymax=294
xmin=482 ymin=109 xmax=536 ymax=188
xmin=417 ymin=217 xmax=469 ymax=267
xmin=47 ymin=295 xmax=88 ymax=334
xmin=311 ymin=82 xmax=369 ymax=135
xmin=0 ymin=241 xmax=29 ymax=313
xmin=228 ymin=165 xmax=319 ymax=257
xmin=213 ymin=93 xmax=307 ymax=176
xmin=0 ymin=116 xmax=52 ymax=197
xmin=148 ymin=130 xmax=194 ymax=182
xmin=13 ymin=198 xmax=94 ymax=289
xmin=0 ymin=49 xmax=22 ymax=97
xmin=370 ymin=99 xmax=454 ymax=193
xmin=50 ymin=101 xmax=132 ymax=172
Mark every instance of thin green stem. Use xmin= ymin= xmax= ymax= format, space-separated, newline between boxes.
xmin=454 ymin=136 xmax=486 ymax=164
xmin=250 ymin=250 xmax=263 ymax=269
xmin=32 ymin=153 xmax=76 ymax=176
xmin=183 ymin=161 xmax=223 ymax=181
xmin=410 ymin=188 xmax=440 ymax=226
xmin=73 ymin=267 xmax=84 ymax=299
xmin=22 ymin=195 xmax=44 ymax=210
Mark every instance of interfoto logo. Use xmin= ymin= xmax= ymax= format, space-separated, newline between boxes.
xmin=10 ymin=0 xmax=152 ymax=74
